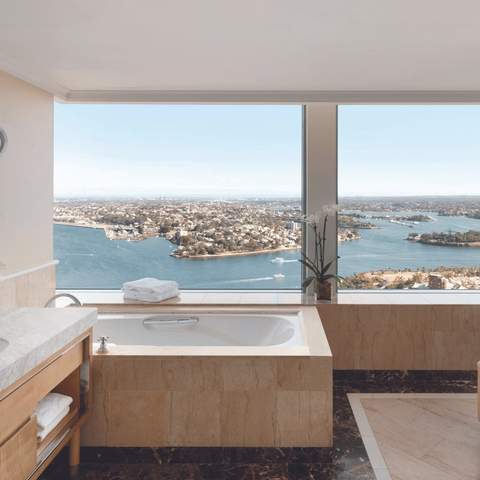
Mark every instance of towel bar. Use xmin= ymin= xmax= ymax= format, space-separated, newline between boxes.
xmin=143 ymin=316 xmax=199 ymax=326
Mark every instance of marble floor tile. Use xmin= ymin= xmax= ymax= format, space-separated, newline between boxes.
xmin=40 ymin=370 xmax=475 ymax=480
xmin=350 ymin=393 xmax=480 ymax=480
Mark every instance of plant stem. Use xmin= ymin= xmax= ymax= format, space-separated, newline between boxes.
xmin=321 ymin=215 xmax=328 ymax=274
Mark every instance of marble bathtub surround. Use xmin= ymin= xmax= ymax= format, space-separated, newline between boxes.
xmin=0 ymin=307 xmax=97 ymax=391
xmin=84 ymin=355 xmax=332 ymax=448
xmin=318 ymin=303 xmax=480 ymax=370
xmin=82 ymin=306 xmax=333 ymax=448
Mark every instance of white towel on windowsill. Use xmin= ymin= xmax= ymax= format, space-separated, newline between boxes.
xmin=123 ymin=287 xmax=179 ymax=303
xmin=122 ymin=278 xmax=179 ymax=296
xmin=35 ymin=393 xmax=73 ymax=430
xmin=37 ymin=406 xmax=70 ymax=441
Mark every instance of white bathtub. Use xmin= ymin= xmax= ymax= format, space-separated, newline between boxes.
xmin=94 ymin=311 xmax=304 ymax=347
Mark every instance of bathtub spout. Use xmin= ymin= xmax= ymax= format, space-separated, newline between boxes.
xmin=96 ymin=336 xmax=110 ymax=354
xmin=44 ymin=293 xmax=82 ymax=308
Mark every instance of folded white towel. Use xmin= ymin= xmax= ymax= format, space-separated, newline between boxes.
xmin=123 ymin=287 xmax=179 ymax=303
xmin=35 ymin=393 xmax=73 ymax=430
xmin=37 ymin=406 xmax=70 ymax=441
xmin=122 ymin=278 xmax=179 ymax=295
xmin=124 ymin=287 xmax=178 ymax=298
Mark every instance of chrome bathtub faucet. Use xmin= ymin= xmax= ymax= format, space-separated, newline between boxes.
xmin=96 ymin=336 xmax=110 ymax=354
xmin=44 ymin=293 xmax=82 ymax=308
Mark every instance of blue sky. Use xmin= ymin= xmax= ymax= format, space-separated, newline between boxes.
xmin=55 ymin=104 xmax=480 ymax=198
xmin=339 ymin=105 xmax=480 ymax=196
xmin=54 ymin=104 xmax=303 ymax=198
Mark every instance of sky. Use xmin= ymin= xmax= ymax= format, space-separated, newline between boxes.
xmin=54 ymin=104 xmax=303 ymax=198
xmin=55 ymin=104 xmax=480 ymax=199
xmin=338 ymin=105 xmax=480 ymax=197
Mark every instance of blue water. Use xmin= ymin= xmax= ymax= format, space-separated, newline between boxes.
xmin=55 ymin=212 xmax=480 ymax=289
xmin=54 ymin=224 xmax=302 ymax=289
xmin=338 ymin=211 xmax=480 ymax=276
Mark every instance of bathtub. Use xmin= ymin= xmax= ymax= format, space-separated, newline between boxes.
xmin=84 ymin=306 xmax=332 ymax=448
xmin=94 ymin=311 xmax=304 ymax=348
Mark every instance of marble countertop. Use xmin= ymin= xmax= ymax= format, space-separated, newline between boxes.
xmin=0 ymin=307 xmax=97 ymax=392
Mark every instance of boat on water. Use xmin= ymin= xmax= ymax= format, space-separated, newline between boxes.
xmin=389 ymin=219 xmax=414 ymax=228
xmin=273 ymin=273 xmax=285 ymax=279
xmin=271 ymin=257 xmax=285 ymax=263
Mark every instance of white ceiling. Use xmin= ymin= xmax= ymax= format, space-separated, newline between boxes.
xmin=2 ymin=0 xmax=480 ymax=101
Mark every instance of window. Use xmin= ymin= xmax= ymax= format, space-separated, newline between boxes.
xmin=338 ymin=105 xmax=480 ymax=290
xmin=54 ymin=104 xmax=303 ymax=289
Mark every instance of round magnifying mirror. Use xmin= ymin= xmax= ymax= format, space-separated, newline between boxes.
xmin=0 ymin=129 xmax=7 ymax=155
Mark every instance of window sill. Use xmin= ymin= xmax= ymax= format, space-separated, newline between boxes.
xmin=58 ymin=289 xmax=480 ymax=306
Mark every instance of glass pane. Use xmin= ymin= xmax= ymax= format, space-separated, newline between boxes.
xmin=54 ymin=104 xmax=303 ymax=289
xmin=338 ymin=105 xmax=480 ymax=290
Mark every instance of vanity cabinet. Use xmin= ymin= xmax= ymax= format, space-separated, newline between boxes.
xmin=0 ymin=417 xmax=37 ymax=480
xmin=0 ymin=330 xmax=93 ymax=480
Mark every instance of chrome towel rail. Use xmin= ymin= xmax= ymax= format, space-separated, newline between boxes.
xmin=143 ymin=315 xmax=199 ymax=326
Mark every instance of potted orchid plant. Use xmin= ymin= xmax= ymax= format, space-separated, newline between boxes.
xmin=299 ymin=204 xmax=343 ymax=301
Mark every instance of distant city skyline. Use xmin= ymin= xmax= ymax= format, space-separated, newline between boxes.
xmin=55 ymin=104 xmax=480 ymax=198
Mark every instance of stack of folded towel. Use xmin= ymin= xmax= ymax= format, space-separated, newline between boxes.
xmin=122 ymin=278 xmax=180 ymax=303
xmin=35 ymin=392 xmax=73 ymax=441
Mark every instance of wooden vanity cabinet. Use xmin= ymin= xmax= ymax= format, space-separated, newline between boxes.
xmin=0 ymin=417 xmax=37 ymax=480
xmin=0 ymin=329 xmax=93 ymax=480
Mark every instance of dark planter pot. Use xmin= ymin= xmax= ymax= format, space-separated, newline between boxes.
xmin=315 ymin=280 xmax=332 ymax=302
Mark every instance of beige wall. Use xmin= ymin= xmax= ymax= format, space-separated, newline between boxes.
xmin=318 ymin=304 xmax=480 ymax=370
xmin=0 ymin=264 xmax=56 ymax=311
xmin=0 ymin=70 xmax=53 ymax=277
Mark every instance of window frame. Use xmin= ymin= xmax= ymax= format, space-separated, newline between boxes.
xmin=335 ymin=103 xmax=480 ymax=294
xmin=54 ymin=101 xmax=480 ymax=296
xmin=54 ymin=102 xmax=308 ymax=292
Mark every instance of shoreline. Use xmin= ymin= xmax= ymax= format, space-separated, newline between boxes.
xmin=55 ymin=222 xmax=301 ymax=259
xmin=54 ymin=221 xmax=109 ymax=230
xmin=409 ymin=239 xmax=480 ymax=248
xmin=173 ymin=245 xmax=301 ymax=260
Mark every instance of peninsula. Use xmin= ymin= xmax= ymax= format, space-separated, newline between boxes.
xmin=407 ymin=230 xmax=480 ymax=247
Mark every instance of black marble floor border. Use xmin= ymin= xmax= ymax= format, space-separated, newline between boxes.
xmin=41 ymin=370 xmax=476 ymax=480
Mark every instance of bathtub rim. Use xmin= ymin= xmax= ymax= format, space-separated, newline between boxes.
xmin=90 ymin=305 xmax=331 ymax=358
xmin=95 ymin=311 xmax=304 ymax=348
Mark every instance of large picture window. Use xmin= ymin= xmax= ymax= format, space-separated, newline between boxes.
xmin=54 ymin=104 xmax=303 ymax=289
xmin=338 ymin=105 xmax=480 ymax=290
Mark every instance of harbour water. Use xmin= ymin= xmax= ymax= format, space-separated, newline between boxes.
xmin=339 ymin=211 xmax=480 ymax=279
xmin=55 ymin=212 xmax=480 ymax=290
xmin=54 ymin=224 xmax=301 ymax=289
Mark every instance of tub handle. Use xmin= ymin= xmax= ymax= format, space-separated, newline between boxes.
xmin=143 ymin=316 xmax=199 ymax=326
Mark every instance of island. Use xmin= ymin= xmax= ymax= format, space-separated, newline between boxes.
xmin=338 ymin=214 xmax=376 ymax=229
xmin=336 ymin=214 xmax=376 ymax=243
xmin=396 ymin=214 xmax=433 ymax=222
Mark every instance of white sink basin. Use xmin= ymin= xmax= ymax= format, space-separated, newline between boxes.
xmin=0 ymin=338 xmax=8 ymax=353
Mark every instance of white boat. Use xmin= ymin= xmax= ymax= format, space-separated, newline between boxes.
xmin=271 ymin=257 xmax=285 ymax=263
xmin=273 ymin=273 xmax=285 ymax=279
